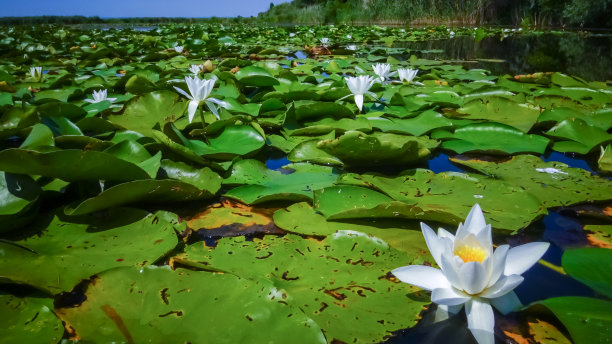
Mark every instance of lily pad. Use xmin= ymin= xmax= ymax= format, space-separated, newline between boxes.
xmin=562 ymin=248 xmax=612 ymax=299
xmin=337 ymin=170 xmax=546 ymax=232
xmin=108 ymin=91 xmax=186 ymax=135
xmin=455 ymin=97 xmax=541 ymax=132
xmin=545 ymin=118 xmax=612 ymax=154
xmin=56 ymin=266 xmax=325 ymax=344
xmin=0 ymin=209 xmax=179 ymax=293
xmin=0 ymin=295 xmax=63 ymax=344
xmin=224 ymin=160 xmax=338 ymax=204
xmin=177 ymin=231 xmax=430 ymax=343
xmin=533 ymin=297 xmax=612 ymax=344
xmin=0 ymin=149 xmax=151 ymax=182
xmin=316 ymin=131 xmax=438 ymax=166
xmin=433 ymin=122 xmax=550 ymax=155
xmin=450 ymin=154 xmax=612 ymax=207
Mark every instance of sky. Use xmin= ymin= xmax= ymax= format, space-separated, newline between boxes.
xmin=0 ymin=0 xmax=292 ymax=18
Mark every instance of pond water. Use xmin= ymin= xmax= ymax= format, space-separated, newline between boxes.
xmin=390 ymin=33 xmax=612 ymax=81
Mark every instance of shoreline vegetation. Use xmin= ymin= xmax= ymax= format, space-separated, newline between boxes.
xmin=1 ymin=0 xmax=611 ymax=28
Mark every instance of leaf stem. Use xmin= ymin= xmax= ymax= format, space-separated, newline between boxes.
xmin=537 ymin=259 xmax=567 ymax=275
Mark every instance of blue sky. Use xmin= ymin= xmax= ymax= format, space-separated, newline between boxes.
xmin=0 ymin=0 xmax=292 ymax=18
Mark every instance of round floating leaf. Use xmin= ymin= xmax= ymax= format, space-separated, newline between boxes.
xmin=288 ymin=139 xmax=343 ymax=166
xmin=235 ymin=66 xmax=279 ymax=86
xmin=108 ymin=91 xmax=186 ymax=135
xmin=19 ymin=123 xmax=54 ymax=150
xmin=338 ymin=170 xmax=546 ymax=233
xmin=177 ymin=232 xmax=430 ymax=343
xmin=56 ymin=266 xmax=325 ymax=344
xmin=433 ymin=122 xmax=550 ymax=155
xmin=450 ymin=155 xmax=612 ymax=208
xmin=456 ymin=97 xmax=541 ymax=132
xmin=187 ymin=125 xmax=266 ymax=159
xmin=65 ymin=179 xmax=217 ymax=215
xmin=0 ymin=295 xmax=63 ymax=344
xmin=533 ymin=297 xmax=612 ymax=344
xmin=545 ymin=118 xmax=612 ymax=154
xmin=368 ymin=110 xmax=453 ymax=136
xmin=125 ymin=74 xmax=156 ymax=94
xmin=294 ymin=100 xmax=354 ymax=121
xmin=562 ymin=248 xmax=612 ymax=299
xmin=317 ymin=131 xmax=438 ymax=166
xmin=0 ymin=209 xmax=179 ymax=293
xmin=314 ymin=185 xmax=393 ymax=218
xmin=224 ymin=160 xmax=338 ymax=204
xmin=0 ymin=149 xmax=151 ymax=181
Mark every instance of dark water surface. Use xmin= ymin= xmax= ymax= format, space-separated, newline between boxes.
xmin=395 ymin=33 xmax=612 ymax=81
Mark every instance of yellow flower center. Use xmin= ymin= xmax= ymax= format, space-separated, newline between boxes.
xmin=454 ymin=245 xmax=487 ymax=263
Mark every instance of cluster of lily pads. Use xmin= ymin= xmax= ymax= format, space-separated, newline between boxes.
xmin=0 ymin=24 xmax=611 ymax=343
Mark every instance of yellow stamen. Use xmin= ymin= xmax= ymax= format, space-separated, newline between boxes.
xmin=454 ymin=245 xmax=487 ymax=263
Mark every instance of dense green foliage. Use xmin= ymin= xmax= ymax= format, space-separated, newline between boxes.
xmin=0 ymin=24 xmax=610 ymax=343
xmin=259 ymin=0 xmax=612 ymax=27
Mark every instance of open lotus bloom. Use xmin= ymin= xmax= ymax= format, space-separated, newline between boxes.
xmin=392 ymin=204 xmax=549 ymax=344
xmin=173 ymin=76 xmax=227 ymax=123
xmin=397 ymin=68 xmax=418 ymax=83
xmin=174 ymin=46 xmax=184 ymax=53
xmin=29 ymin=66 xmax=43 ymax=80
xmin=341 ymin=75 xmax=377 ymax=112
xmin=372 ymin=63 xmax=396 ymax=83
xmin=85 ymin=89 xmax=117 ymax=104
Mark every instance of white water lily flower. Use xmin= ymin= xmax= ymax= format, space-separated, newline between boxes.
xmin=84 ymin=89 xmax=117 ymax=104
xmin=173 ymin=76 xmax=226 ymax=122
xmin=174 ymin=45 xmax=184 ymax=53
xmin=397 ymin=68 xmax=419 ymax=83
xmin=189 ymin=64 xmax=203 ymax=75
xmin=392 ymin=204 xmax=549 ymax=344
xmin=346 ymin=45 xmax=357 ymax=51
xmin=341 ymin=75 xmax=377 ymax=112
xmin=346 ymin=34 xmax=352 ymax=39
xmin=289 ymin=32 xmax=296 ymax=37
xmin=320 ymin=37 xmax=329 ymax=46
xmin=29 ymin=66 xmax=43 ymax=80
xmin=372 ymin=63 xmax=396 ymax=83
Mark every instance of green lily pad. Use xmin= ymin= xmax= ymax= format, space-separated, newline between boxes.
xmin=294 ymin=100 xmax=354 ymax=121
xmin=108 ymin=91 xmax=186 ymax=135
xmin=433 ymin=122 xmax=550 ymax=154
xmin=450 ymin=154 xmax=612 ymax=208
xmin=235 ymin=66 xmax=279 ymax=86
xmin=19 ymin=124 xmax=55 ymax=150
xmin=175 ymin=125 xmax=266 ymax=160
xmin=368 ymin=110 xmax=454 ymax=136
xmin=0 ymin=209 xmax=179 ymax=293
xmin=56 ymin=266 xmax=325 ymax=344
xmin=533 ymin=297 xmax=612 ymax=344
xmin=315 ymin=131 xmax=438 ymax=166
xmin=455 ymin=96 xmax=541 ymax=132
xmin=224 ymin=160 xmax=338 ymax=204
xmin=0 ymin=295 xmax=63 ymax=344
xmin=337 ymin=170 xmax=546 ymax=232
xmin=0 ymin=149 xmax=151 ymax=182
xmin=584 ymin=225 xmax=612 ymax=248
xmin=545 ymin=118 xmax=612 ymax=154
xmin=562 ymin=248 xmax=612 ymax=299
xmin=177 ymin=232 xmax=429 ymax=343
xmin=65 ymin=178 xmax=218 ymax=215
xmin=0 ymin=171 xmax=41 ymax=233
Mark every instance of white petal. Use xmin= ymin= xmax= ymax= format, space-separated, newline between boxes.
xmin=391 ymin=265 xmax=450 ymax=291
xmin=464 ymin=204 xmax=486 ymax=234
xmin=431 ymin=287 xmax=471 ymax=306
xmin=207 ymin=97 xmax=227 ymax=109
xmin=421 ymin=222 xmax=444 ymax=267
xmin=205 ymin=100 xmax=219 ymax=120
xmin=486 ymin=245 xmax=509 ymax=287
xmin=481 ymin=274 xmax=524 ymax=299
xmin=354 ymin=94 xmax=364 ymax=111
xmin=437 ymin=227 xmax=455 ymax=240
xmin=459 ymin=261 xmax=489 ymax=295
xmin=465 ymin=298 xmax=495 ymax=344
xmin=440 ymin=252 xmax=462 ymax=289
xmin=504 ymin=242 xmax=550 ymax=276
xmin=434 ymin=304 xmax=464 ymax=322
xmin=489 ymin=291 xmax=522 ymax=315
xmin=187 ymin=100 xmax=199 ymax=123
xmin=174 ymin=86 xmax=193 ymax=100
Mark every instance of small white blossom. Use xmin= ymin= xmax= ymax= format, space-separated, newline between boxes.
xmin=341 ymin=75 xmax=377 ymax=112
xmin=174 ymin=45 xmax=184 ymax=53
xmin=397 ymin=68 xmax=418 ymax=83
xmin=372 ymin=63 xmax=396 ymax=83
xmin=84 ymin=89 xmax=117 ymax=104
xmin=173 ymin=76 xmax=227 ymax=122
